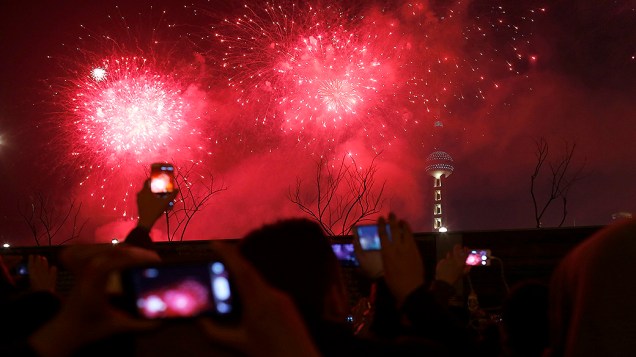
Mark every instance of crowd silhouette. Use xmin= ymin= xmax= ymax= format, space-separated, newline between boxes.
xmin=1 ymin=178 xmax=634 ymax=356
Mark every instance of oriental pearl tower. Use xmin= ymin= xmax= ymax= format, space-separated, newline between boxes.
xmin=425 ymin=151 xmax=454 ymax=231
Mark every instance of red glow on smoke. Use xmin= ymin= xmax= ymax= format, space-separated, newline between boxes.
xmin=44 ymin=0 xmax=546 ymax=236
xmin=208 ymin=0 xmax=538 ymax=151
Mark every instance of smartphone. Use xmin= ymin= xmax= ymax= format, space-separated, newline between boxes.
xmin=150 ymin=163 xmax=176 ymax=194
xmin=121 ymin=260 xmax=238 ymax=320
xmin=5 ymin=255 xmax=28 ymax=277
xmin=355 ymin=224 xmax=391 ymax=251
xmin=331 ymin=243 xmax=359 ymax=266
xmin=8 ymin=260 xmax=28 ymax=277
xmin=465 ymin=249 xmax=491 ymax=266
xmin=14 ymin=261 xmax=28 ymax=276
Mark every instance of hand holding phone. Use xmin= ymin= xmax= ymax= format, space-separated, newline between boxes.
xmin=352 ymin=224 xmax=388 ymax=279
xmin=436 ymin=244 xmax=471 ymax=286
xmin=198 ymin=242 xmax=321 ymax=357
xmin=12 ymin=260 xmax=29 ymax=277
xmin=136 ymin=166 xmax=179 ymax=231
xmin=28 ymin=255 xmax=58 ymax=292
xmin=26 ymin=245 xmax=161 ymax=357
xmin=373 ymin=214 xmax=425 ymax=307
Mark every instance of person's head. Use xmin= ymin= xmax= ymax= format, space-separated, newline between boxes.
xmin=501 ymin=280 xmax=549 ymax=357
xmin=547 ymin=218 xmax=636 ymax=357
xmin=239 ymin=218 xmax=348 ymax=324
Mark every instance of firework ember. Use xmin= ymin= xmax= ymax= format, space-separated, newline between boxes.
xmin=91 ymin=67 xmax=107 ymax=81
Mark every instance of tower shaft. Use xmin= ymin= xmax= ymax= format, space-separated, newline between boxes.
xmin=432 ymin=175 xmax=445 ymax=230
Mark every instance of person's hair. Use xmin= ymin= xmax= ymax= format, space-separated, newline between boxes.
xmin=501 ymin=280 xmax=549 ymax=357
xmin=239 ymin=218 xmax=341 ymax=322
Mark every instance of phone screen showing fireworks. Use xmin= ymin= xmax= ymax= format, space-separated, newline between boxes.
xmin=355 ymin=224 xmax=391 ymax=251
xmin=122 ymin=261 xmax=236 ymax=320
xmin=465 ymin=250 xmax=491 ymax=266
xmin=331 ymin=243 xmax=359 ymax=266
xmin=150 ymin=163 xmax=175 ymax=194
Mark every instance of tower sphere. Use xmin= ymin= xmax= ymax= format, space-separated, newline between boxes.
xmin=426 ymin=151 xmax=454 ymax=179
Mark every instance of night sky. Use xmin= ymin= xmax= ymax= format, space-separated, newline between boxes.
xmin=1 ymin=0 xmax=635 ymax=246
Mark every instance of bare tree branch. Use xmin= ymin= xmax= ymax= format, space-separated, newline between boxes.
xmin=165 ymin=162 xmax=227 ymax=241
xmin=530 ymin=138 xmax=586 ymax=228
xmin=18 ymin=194 xmax=86 ymax=246
xmin=289 ymin=153 xmax=386 ymax=236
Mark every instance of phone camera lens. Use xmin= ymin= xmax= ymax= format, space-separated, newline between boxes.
xmin=211 ymin=262 xmax=225 ymax=274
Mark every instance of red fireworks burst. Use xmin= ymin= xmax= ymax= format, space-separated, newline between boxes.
xmin=55 ymin=53 xmax=208 ymax=216
xmin=207 ymin=0 xmax=540 ymax=147
xmin=210 ymin=2 xmax=400 ymax=137
xmin=75 ymin=56 xmax=188 ymax=158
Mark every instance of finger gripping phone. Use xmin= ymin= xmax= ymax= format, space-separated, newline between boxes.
xmin=355 ymin=224 xmax=391 ymax=251
xmin=465 ymin=249 xmax=491 ymax=266
xmin=121 ymin=260 xmax=239 ymax=320
xmin=150 ymin=163 xmax=176 ymax=194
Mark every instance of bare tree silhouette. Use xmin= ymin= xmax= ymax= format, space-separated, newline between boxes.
xmin=289 ymin=153 xmax=386 ymax=236
xmin=530 ymin=138 xmax=586 ymax=228
xmin=165 ymin=162 xmax=227 ymax=241
xmin=18 ymin=193 xmax=86 ymax=246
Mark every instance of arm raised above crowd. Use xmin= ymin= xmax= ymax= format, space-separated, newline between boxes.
xmin=125 ymin=179 xmax=178 ymax=249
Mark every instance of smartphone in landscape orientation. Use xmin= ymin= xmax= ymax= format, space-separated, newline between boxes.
xmin=465 ymin=249 xmax=491 ymax=266
xmin=331 ymin=243 xmax=359 ymax=266
xmin=355 ymin=224 xmax=391 ymax=251
xmin=150 ymin=163 xmax=176 ymax=195
xmin=120 ymin=260 xmax=238 ymax=320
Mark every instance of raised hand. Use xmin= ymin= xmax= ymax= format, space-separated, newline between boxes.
xmin=435 ymin=244 xmax=471 ymax=286
xmin=199 ymin=242 xmax=320 ymax=357
xmin=29 ymin=245 xmax=161 ymax=357
xmin=28 ymin=255 xmax=58 ymax=293
xmin=136 ymin=179 xmax=178 ymax=230
xmin=378 ymin=213 xmax=425 ymax=308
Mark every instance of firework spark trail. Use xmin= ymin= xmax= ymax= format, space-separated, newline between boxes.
xmin=206 ymin=0 xmax=540 ymax=149
xmin=210 ymin=2 xmax=400 ymax=135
